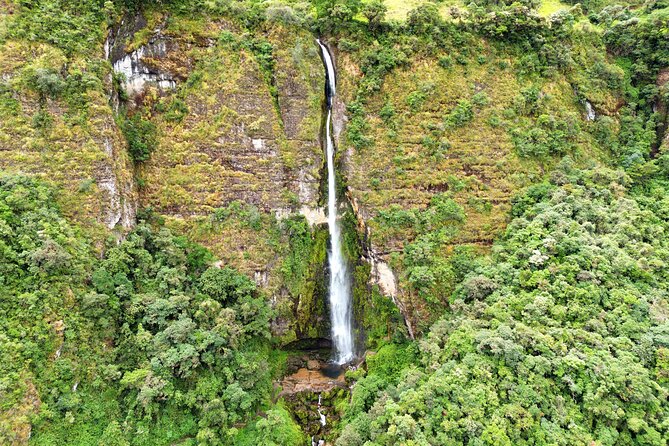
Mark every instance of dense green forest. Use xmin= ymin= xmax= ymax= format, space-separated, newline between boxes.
xmin=1 ymin=0 xmax=669 ymax=444
xmin=0 ymin=175 xmax=299 ymax=445
xmin=340 ymin=163 xmax=669 ymax=445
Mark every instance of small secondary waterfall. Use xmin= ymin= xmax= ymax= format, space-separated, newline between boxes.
xmin=317 ymin=394 xmax=326 ymax=426
xmin=318 ymin=39 xmax=354 ymax=365
xmin=585 ymin=101 xmax=596 ymax=121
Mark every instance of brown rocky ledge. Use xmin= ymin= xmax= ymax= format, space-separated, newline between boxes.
xmin=278 ymin=366 xmax=347 ymax=396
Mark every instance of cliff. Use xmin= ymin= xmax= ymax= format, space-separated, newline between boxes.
xmin=1 ymin=0 xmax=662 ymax=340
xmin=0 ymin=15 xmax=136 ymax=240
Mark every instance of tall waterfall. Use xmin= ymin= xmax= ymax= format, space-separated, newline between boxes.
xmin=318 ymin=39 xmax=354 ymax=365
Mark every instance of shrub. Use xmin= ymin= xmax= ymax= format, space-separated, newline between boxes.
xmin=26 ymin=68 xmax=65 ymax=101
xmin=512 ymin=114 xmax=580 ymax=158
xmin=213 ymin=200 xmax=264 ymax=230
xmin=406 ymin=90 xmax=427 ymax=112
xmin=379 ymin=101 xmax=395 ymax=123
xmin=444 ymin=99 xmax=473 ymax=128
xmin=32 ymin=109 xmax=53 ymax=130
xmin=471 ymin=91 xmax=490 ymax=107
xmin=265 ymin=5 xmax=301 ymax=26
xmin=438 ymin=56 xmax=453 ymax=69
xmin=362 ymin=0 xmax=387 ymax=33
xmin=407 ymin=3 xmax=442 ymax=35
xmin=199 ymin=266 xmax=256 ymax=303
xmin=121 ymin=113 xmax=158 ymax=162
xmin=162 ymin=98 xmax=189 ymax=122
xmin=514 ymin=85 xmax=543 ymax=116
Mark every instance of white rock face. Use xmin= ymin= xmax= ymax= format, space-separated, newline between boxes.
xmin=254 ymin=270 xmax=269 ymax=287
xmin=252 ymin=138 xmax=265 ymax=151
xmin=585 ymin=101 xmax=596 ymax=121
xmin=372 ymin=259 xmax=397 ymax=297
xmin=297 ymin=167 xmax=318 ymax=205
xmin=97 ymin=138 xmax=123 ymax=229
xmin=273 ymin=206 xmax=327 ymax=226
xmin=104 ymin=34 xmax=111 ymax=60
xmin=112 ymin=40 xmax=176 ymax=96
xmin=300 ymin=206 xmax=327 ymax=226
xmin=122 ymin=197 xmax=136 ymax=229
xmin=97 ymin=137 xmax=135 ymax=230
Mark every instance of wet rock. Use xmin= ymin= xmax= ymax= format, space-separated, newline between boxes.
xmin=283 ymin=338 xmax=333 ymax=351
xmin=281 ymin=381 xmax=346 ymax=445
xmin=279 ymin=368 xmax=346 ymax=395
xmin=585 ymin=101 xmax=596 ymax=121
xmin=307 ymin=359 xmax=321 ymax=371
xmin=286 ymin=356 xmax=305 ymax=375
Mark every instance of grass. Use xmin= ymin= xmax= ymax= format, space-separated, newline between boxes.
xmin=383 ymin=0 xmax=569 ymax=20
xmin=538 ymin=0 xmax=570 ymax=16
xmin=342 ymin=46 xmax=534 ymax=250
xmin=382 ymin=0 xmax=460 ymax=21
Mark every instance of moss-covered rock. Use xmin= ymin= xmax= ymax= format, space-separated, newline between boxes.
xmin=333 ymin=28 xmax=622 ymax=331
xmin=0 ymin=39 xmax=136 ymax=241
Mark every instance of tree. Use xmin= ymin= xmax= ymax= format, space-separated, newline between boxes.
xmin=98 ymin=421 xmax=129 ymax=446
xmin=407 ymin=3 xmax=442 ymax=35
xmin=199 ymin=266 xmax=256 ymax=303
xmin=338 ymin=165 xmax=669 ymax=445
xmin=362 ymin=0 xmax=387 ymax=33
xmin=314 ymin=0 xmax=362 ymax=32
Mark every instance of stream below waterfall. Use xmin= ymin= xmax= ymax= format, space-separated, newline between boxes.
xmin=312 ymin=394 xmax=327 ymax=446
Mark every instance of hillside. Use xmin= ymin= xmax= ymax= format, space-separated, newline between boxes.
xmin=0 ymin=0 xmax=668 ymax=444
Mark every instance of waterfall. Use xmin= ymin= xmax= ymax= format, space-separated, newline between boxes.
xmin=317 ymin=39 xmax=355 ymax=365
xmin=585 ymin=101 xmax=596 ymax=121
xmin=317 ymin=393 xmax=326 ymax=427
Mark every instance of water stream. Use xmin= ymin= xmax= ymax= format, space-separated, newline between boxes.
xmin=317 ymin=394 xmax=326 ymax=427
xmin=317 ymin=39 xmax=355 ymax=365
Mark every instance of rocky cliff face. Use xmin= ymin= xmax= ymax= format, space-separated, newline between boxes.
xmin=332 ymin=41 xmax=623 ymax=331
xmin=136 ymin=23 xmax=323 ymax=218
xmin=1 ymin=4 xmax=636 ymax=341
xmin=108 ymin=13 xmax=329 ymax=342
xmin=0 ymin=6 xmax=331 ymax=342
xmin=0 ymin=40 xmax=136 ymax=239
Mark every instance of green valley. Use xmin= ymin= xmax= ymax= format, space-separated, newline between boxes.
xmin=0 ymin=0 xmax=668 ymax=444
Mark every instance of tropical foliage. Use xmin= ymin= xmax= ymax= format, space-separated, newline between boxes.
xmin=0 ymin=175 xmax=288 ymax=445
xmin=2 ymin=0 xmax=669 ymax=444
xmin=338 ymin=163 xmax=669 ymax=446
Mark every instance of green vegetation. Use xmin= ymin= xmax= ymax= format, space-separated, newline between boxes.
xmin=0 ymin=175 xmax=297 ymax=445
xmin=233 ymin=403 xmax=307 ymax=446
xmin=0 ymin=175 xmax=95 ymax=443
xmin=337 ymin=163 xmax=669 ymax=445
xmin=375 ymin=194 xmax=466 ymax=306
xmin=2 ymin=0 xmax=669 ymax=444
xmin=120 ymin=112 xmax=158 ymax=162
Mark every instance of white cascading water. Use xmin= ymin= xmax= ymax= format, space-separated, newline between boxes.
xmin=317 ymin=39 xmax=354 ymax=365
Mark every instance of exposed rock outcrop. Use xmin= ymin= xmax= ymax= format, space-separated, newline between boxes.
xmin=279 ymin=368 xmax=346 ymax=395
xmin=0 ymin=40 xmax=136 ymax=236
xmin=108 ymin=13 xmax=181 ymax=100
xmin=655 ymin=68 xmax=669 ymax=154
xmin=109 ymin=18 xmax=324 ymax=218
